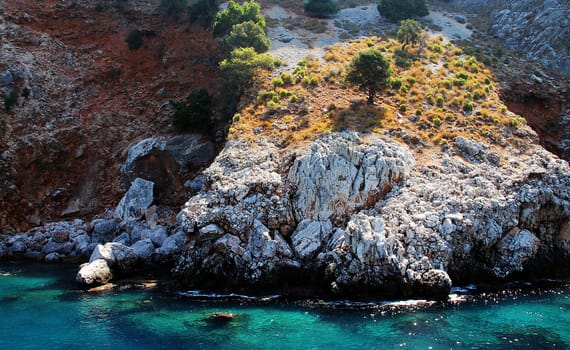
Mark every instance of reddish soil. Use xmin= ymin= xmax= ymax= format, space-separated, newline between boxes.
xmin=0 ymin=1 xmax=221 ymax=232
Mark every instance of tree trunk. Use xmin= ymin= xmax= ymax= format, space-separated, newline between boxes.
xmin=367 ymin=89 xmax=375 ymax=105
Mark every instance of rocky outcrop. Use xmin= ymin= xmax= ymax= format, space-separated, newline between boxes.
xmin=174 ymin=132 xmax=570 ymax=298
xmin=440 ymin=0 xmax=570 ymax=75
xmin=0 ymin=179 xmax=187 ymax=287
xmin=120 ymin=135 xmax=216 ymax=204
xmin=114 ymin=178 xmax=154 ymax=222
xmin=490 ymin=0 xmax=570 ymax=75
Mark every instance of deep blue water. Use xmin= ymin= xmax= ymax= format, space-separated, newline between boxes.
xmin=1 ymin=261 xmax=569 ymax=349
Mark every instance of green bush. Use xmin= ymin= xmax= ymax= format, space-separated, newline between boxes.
xmin=463 ymin=100 xmax=473 ymax=112
xmin=213 ymin=0 xmax=265 ymax=37
xmin=225 ymin=20 xmax=270 ymax=53
xmin=399 ymin=104 xmax=407 ymax=112
xmin=188 ymin=0 xmax=217 ymax=25
xmin=304 ymin=0 xmax=338 ymax=18
xmin=159 ymin=0 xmax=187 ymax=18
xmin=280 ymin=72 xmax=293 ymax=85
xmin=4 ymin=88 xmax=18 ymax=112
xmin=432 ymin=117 xmax=442 ymax=126
xmin=125 ymin=30 xmax=143 ymax=50
xmin=436 ymin=95 xmax=444 ymax=107
xmin=219 ymin=47 xmax=278 ymax=89
xmin=272 ymin=77 xmax=284 ymax=87
xmin=377 ymin=0 xmax=428 ymax=22
xmin=397 ymin=19 xmax=422 ymax=49
xmin=172 ymin=89 xmax=212 ymax=132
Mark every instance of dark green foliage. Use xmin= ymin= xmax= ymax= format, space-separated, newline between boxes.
xmin=172 ymin=89 xmax=212 ymax=131
xmin=393 ymin=49 xmax=417 ymax=68
xmin=125 ymin=30 xmax=143 ymax=50
xmin=345 ymin=50 xmax=392 ymax=105
xmin=188 ymin=0 xmax=217 ymax=25
xmin=4 ymin=89 xmax=18 ymax=112
xmin=304 ymin=0 xmax=338 ymax=18
xmin=397 ymin=19 xmax=423 ymax=49
xmin=213 ymin=0 xmax=265 ymax=38
xmin=377 ymin=0 xmax=428 ymax=22
xmin=226 ymin=20 xmax=270 ymax=53
xmin=159 ymin=0 xmax=187 ymax=18
xmin=219 ymin=47 xmax=278 ymax=89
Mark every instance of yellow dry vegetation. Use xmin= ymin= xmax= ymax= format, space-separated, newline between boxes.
xmin=229 ymin=36 xmax=530 ymax=150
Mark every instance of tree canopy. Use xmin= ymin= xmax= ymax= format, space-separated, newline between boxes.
xmin=219 ymin=47 xmax=278 ymax=90
xmin=304 ymin=0 xmax=338 ymax=18
xmin=396 ymin=19 xmax=423 ymax=49
xmin=377 ymin=0 xmax=429 ymax=22
xmin=213 ymin=0 xmax=266 ymax=37
xmin=172 ymin=89 xmax=212 ymax=131
xmin=345 ymin=50 xmax=392 ymax=105
xmin=225 ymin=20 xmax=270 ymax=53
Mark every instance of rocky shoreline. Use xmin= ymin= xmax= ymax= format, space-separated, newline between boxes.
xmin=2 ymin=132 xmax=569 ymax=300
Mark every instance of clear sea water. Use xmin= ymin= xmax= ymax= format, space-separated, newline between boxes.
xmin=1 ymin=261 xmax=568 ymax=350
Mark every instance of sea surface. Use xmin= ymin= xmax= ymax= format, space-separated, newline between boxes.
xmin=0 ymin=261 xmax=568 ymax=349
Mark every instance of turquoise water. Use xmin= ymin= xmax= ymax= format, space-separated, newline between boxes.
xmin=1 ymin=262 xmax=569 ymax=349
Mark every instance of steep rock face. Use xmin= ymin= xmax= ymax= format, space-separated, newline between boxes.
xmin=120 ymin=135 xmax=216 ymax=205
xmin=443 ymin=0 xmax=570 ymax=75
xmin=288 ymin=132 xmax=414 ymax=223
xmin=0 ymin=0 xmax=219 ymax=232
xmin=175 ymin=132 xmax=570 ymax=298
xmin=490 ymin=0 xmax=570 ymax=75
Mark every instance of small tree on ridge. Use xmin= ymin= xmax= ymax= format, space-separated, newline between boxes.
xmin=345 ymin=50 xmax=392 ymax=105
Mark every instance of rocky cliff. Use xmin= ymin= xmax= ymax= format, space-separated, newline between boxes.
xmin=0 ymin=0 xmax=219 ymax=232
xmin=172 ymin=131 xmax=570 ymax=298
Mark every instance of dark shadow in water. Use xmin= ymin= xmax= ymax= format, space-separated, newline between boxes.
xmin=494 ymin=325 xmax=569 ymax=349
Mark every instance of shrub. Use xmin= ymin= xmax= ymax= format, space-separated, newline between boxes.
xmin=426 ymin=94 xmax=435 ymax=105
xmin=397 ymin=19 xmax=423 ymax=49
xmin=377 ymin=0 xmax=428 ymax=22
xmin=159 ymin=0 xmax=187 ymax=18
xmin=125 ymin=30 xmax=143 ymax=50
xmin=280 ymin=72 xmax=293 ymax=85
xmin=304 ymin=0 xmax=338 ymax=18
xmin=462 ymin=100 xmax=473 ymax=112
xmin=213 ymin=0 xmax=265 ymax=37
xmin=272 ymin=77 xmax=284 ymax=87
xmin=432 ymin=117 xmax=442 ymax=126
xmin=389 ymin=77 xmax=403 ymax=89
xmin=4 ymin=88 xmax=18 ymax=112
xmin=225 ymin=20 xmax=270 ymax=53
xmin=436 ymin=95 xmax=444 ymax=107
xmin=415 ymin=109 xmax=422 ymax=116
xmin=172 ymin=89 xmax=212 ymax=132
xmin=188 ymin=0 xmax=217 ymax=25
xmin=219 ymin=47 xmax=278 ymax=90
xmin=399 ymin=104 xmax=407 ymax=112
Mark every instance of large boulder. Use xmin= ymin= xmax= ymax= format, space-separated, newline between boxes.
xmin=288 ymin=131 xmax=414 ymax=223
xmin=89 ymin=242 xmax=138 ymax=271
xmin=76 ymin=259 xmax=113 ymax=286
xmin=114 ymin=178 xmax=154 ymax=222
xmin=120 ymin=135 xmax=215 ymax=204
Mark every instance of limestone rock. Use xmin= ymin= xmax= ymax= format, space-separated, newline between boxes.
xmin=76 ymin=259 xmax=113 ymax=286
xmin=131 ymin=239 xmax=155 ymax=261
xmin=91 ymin=219 xmax=120 ymax=243
xmin=288 ymin=131 xmax=414 ymax=223
xmin=291 ymin=220 xmax=332 ymax=260
xmin=114 ymin=178 xmax=154 ymax=222
xmin=89 ymin=242 xmax=138 ymax=271
xmin=120 ymin=135 xmax=215 ymax=204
